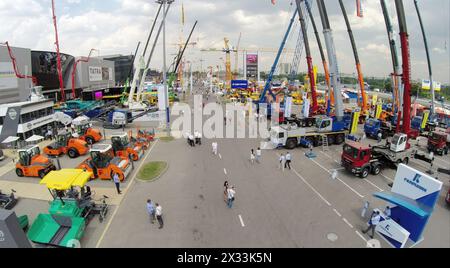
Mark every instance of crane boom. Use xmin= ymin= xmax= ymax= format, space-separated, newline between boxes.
xmin=380 ymin=0 xmax=402 ymax=114
xmin=305 ymin=0 xmax=332 ymax=105
xmin=394 ymin=0 xmax=412 ymax=135
xmin=316 ymin=0 xmax=344 ymax=120
xmin=338 ymin=0 xmax=367 ymax=114
xmin=414 ymin=0 xmax=435 ymax=115
xmin=51 ymin=0 xmax=65 ymax=101
xmin=259 ymin=10 xmax=298 ymax=103
xmin=234 ymin=32 xmax=242 ymax=79
xmin=295 ymin=0 xmax=318 ymax=113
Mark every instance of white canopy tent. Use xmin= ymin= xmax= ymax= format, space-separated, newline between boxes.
xmin=2 ymin=136 xmax=19 ymax=144
xmin=25 ymin=135 xmax=44 ymax=143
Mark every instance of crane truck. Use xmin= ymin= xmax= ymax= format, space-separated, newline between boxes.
xmin=341 ymin=133 xmax=418 ymax=178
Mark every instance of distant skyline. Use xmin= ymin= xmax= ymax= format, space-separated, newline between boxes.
xmin=0 ymin=0 xmax=449 ymax=83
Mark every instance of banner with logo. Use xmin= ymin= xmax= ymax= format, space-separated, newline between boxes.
xmin=0 ymin=62 xmax=18 ymax=90
xmin=89 ymin=66 xmax=102 ymax=82
xmin=246 ymin=54 xmax=258 ymax=80
xmin=421 ymin=79 xmax=441 ymax=92
xmin=0 ymin=107 xmax=21 ymax=145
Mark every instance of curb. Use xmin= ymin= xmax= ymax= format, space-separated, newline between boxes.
xmin=135 ymin=162 xmax=169 ymax=183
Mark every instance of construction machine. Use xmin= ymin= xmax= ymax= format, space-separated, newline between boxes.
xmin=16 ymin=145 xmax=56 ymax=178
xmin=137 ymin=129 xmax=155 ymax=142
xmin=43 ymin=131 xmax=89 ymax=159
xmin=0 ymin=189 xmax=18 ymax=210
xmin=427 ymin=131 xmax=449 ymax=156
xmin=77 ymin=144 xmax=132 ymax=182
xmin=27 ymin=169 xmax=108 ymax=247
xmin=72 ymin=116 xmax=103 ymax=145
xmin=111 ymin=133 xmax=144 ymax=161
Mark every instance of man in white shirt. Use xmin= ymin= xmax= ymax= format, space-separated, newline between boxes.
xmin=285 ymin=152 xmax=292 ymax=170
xmin=212 ymin=142 xmax=218 ymax=155
xmin=155 ymin=203 xmax=164 ymax=229
xmin=227 ymin=186 xmax=236 ymax=208
xmin=362 ymin=211 xmax=381 ymax=239
xmin=279 ymin=154 xmax=286 ymax=172
xmin=256 ymin=148 xmax=262 ymax=163
xmin=188 ymin=134 xmax=195 ymax=147
xmin=384 ymin=206 xmax=391 ymax=219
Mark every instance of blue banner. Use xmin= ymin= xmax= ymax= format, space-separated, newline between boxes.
xmin=231 ymin=80 xmax=248 ymax=89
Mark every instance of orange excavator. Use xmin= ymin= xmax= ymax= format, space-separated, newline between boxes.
xmin=111 ymin=133 xmax=144 ymax=161
xmin=77 ymin=144 xmax=132 ymax=182
xmin=16 ymin=145 xmax=56 ymax=178
xmin=43 ymin=131 xmax=89 ymax=158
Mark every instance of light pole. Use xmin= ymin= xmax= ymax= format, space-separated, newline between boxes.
xmin=156 ymin=0 xmax=174 ymax=136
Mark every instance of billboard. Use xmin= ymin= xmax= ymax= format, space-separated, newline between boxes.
xmin=421 ymin=79 xmax=441 ymax=92
xmin=0 ymin=62 xmax=18 ymax=91
xmin=246 ymin=53 xmax=258 ymax=80
xmin=89 ymin=66 xmax=102 ymax=82
xmin=231 ymin=80 xmax=248 ymax=89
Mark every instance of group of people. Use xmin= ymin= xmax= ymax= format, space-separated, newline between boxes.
xmin=186 ymin=131 xmax=202 ymax=147
xmin=223 ymin=181 xmax=236 ymax=209
xmin=362 ymin=206 xmax=392 ymax=239
xmin=146 ymin=199 xmax=164 ymax=229
xmin=278 ymin=152 xmax=292 ymax=171
xmin=250 ymin=148 xmax=262 ymax=164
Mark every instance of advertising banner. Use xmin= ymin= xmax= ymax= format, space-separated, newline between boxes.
xmin=0 ymin=62 xmax=18 ymax=91
xmin=246 ymin=54 xmax=258 ymax=80
xmin=231 ymin=80 xmax=248 ymax=89
xmin=421 ymin=79 xmax=441 ymax=92
xmin=89 ymin=66 xmax=102 ymax=82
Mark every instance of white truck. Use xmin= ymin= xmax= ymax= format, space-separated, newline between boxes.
xmin=270 ymin=117 xmax=348 ymax=149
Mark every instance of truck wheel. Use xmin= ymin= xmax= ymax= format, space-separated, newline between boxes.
xmin=286 ymin=138 xmax=297 ymax=150
xmin=445 ymin=147 xmax=448 ymax=155
xmin=361 ymin=168 xmax=369 ymax=179
xmin=335 ymin=134 xmax=345 ymax=145
xmin=86 ymin=137 xmax=95 ymax=145
xmin=38 ymin=170 xmax=46 ymax=179
xmin=372 ymin=165 xmax=381 ymax=175
xmin=68 ymin=149 xmax=79 ymax=159
xmin=307 ymin=120 xmax=313 ymax=127
xmin=327 ymin=135 xmax=336 ymax=145
xmin=16 ymin=168 xmax=24 ymax=177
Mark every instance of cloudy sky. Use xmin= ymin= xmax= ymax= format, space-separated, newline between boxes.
xmin=1 ymin=0 xmax=449 ymax=83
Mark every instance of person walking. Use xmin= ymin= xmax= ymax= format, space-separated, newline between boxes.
xmin=331 ymin=169 xmax=338 ymax=180
xmin=256 ymin=148 xmax=262 ymax=163
xmin=223 ymin=181 xmax=229 ymax=202
xmin=279 ymin=154 xmax=286 ymax=172
xmin=384 ymin=206 xmax=391 ymax=219
xmin=188 ymin=134 xmax=195 ymax=147
xmin=362 ymin=211 xmax=381 ymax=239
xmin=227 ymin=186 xmax=236 ymax=208
xmin=155 ymin=203 xmax=164 ymax=229
xmin=146 ymin=199 xmax=156 ymax=224
xmin=112 ymin=173 xmax=121 ymax=194
xmin=212 ymin=142 xmax=218 ymax=155
xmin=250 ymin=149 xmax=255 ymax=164
xmin=285 ymin=152 xmax=292 ymax=170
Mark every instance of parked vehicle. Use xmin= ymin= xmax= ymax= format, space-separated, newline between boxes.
xmin=16 ymin=145 xmax=56 ymax=178
xmin=43 ymin=131 xmax=89 ymax=158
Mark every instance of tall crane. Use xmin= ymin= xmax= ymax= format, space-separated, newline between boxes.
xmin=380 ymin=0 xmax=402 ymax=115
xmin=414 ymin=0 xmax=435 ymax=115
xmin=234 ymin=33 xmax=242 ymax=79
xmin=338 ymin=0 xmax=368 ymax=119
xmin=394 ymin=0 xmax=412 ymax=135
xmin=51 ymin=0 xmax=66 ymax=102
xmin=295 ymin=0 xmax=318 ymax=114
xmin=304 ymin=0 xmax=332 ymax=105
xmin=71 ymin=49 xmax=97 ymax=99
xmin=223 ymin=38 xmax=233 ymax=90
xmin=316 ymin=0 xmax=344 ymax=120
xmin=260 ymin=10 xmax=298 ymax=103
xmin=1 ymin=42 xmax=38 ymax=86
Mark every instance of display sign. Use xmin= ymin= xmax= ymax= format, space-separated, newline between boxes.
xmin=421 ymin=79 xmax=441 ymax=92
xmin=0 ymin=62 xmax=18 ymax=90
xmin=246 ymin=54 xmax=258 ymax=80
xmin=284 ymin=97 xmax=293 ymax=118
xmin=376 ymin=218 xmax=410 ymax=248
xmin=89 ymin=66 xmax=102 ymax=82
xmin=231 ymin=80 xmax=248 ymax=89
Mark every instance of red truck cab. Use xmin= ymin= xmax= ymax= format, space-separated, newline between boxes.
xmin=427 ymin=131 xmax=448 ymax=156
xmin=341 ymin=141 xmax=378 ymax=178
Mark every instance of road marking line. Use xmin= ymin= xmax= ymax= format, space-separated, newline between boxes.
xmin=219 ymin=154 xmax=222 ymax=159
xmin=363 ymin=179 xmax=384 ymax=192
xmin=343 ymin=218 xmax=354 ymax=229
xmin=310 ymin=158 xmax=365 ymax=199
xmin=336 ymin=167 xmax=346 ymax=171
xmin=380 ymin=173 xmax=394 ymax=182
xmin=410 ymin=159 xmax=432 ymax=170
xmin=355 ymin=230 xmax=368 ymax=243
xmin=238 ymin=215 xmax=245 ymax=227
xmin=95 ymin=139 xmax=159 ymax=248
xmin=292 ymin=169 xmax=332 ymax=207
xmin=333 ymin=209 xmax=342 ymax=217
xmin=224 ymin=168 xmax=227 ymax=175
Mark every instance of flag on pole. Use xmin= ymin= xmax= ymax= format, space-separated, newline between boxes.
xmin=356 ymin=0 xmax=363 ymax=18
xmin=182 ymin=3 xmax=185 ymax=25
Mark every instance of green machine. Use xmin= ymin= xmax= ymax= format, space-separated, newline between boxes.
xmin=27 ymin=169 xmax=108 ymax=247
